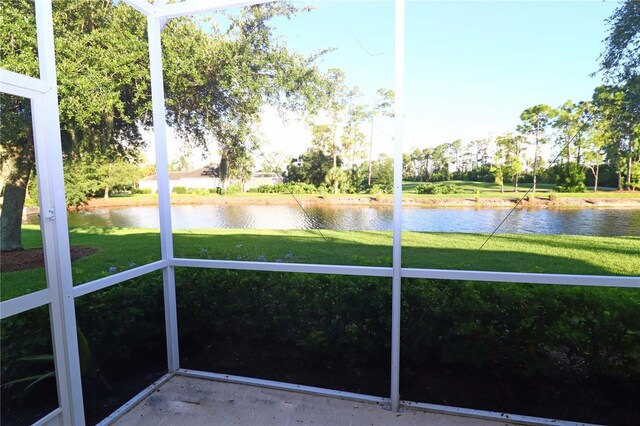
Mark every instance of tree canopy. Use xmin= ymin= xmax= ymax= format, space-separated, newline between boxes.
xmin=0 ymin=0 xmax=326 ymax=250
xmin=599 ymin=0 xmax=640 ymax=83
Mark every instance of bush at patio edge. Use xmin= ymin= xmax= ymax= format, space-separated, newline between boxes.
xmin=2 ymin=269 xmax=639 ymax=406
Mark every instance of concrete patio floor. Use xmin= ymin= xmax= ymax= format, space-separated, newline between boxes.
xmin=113 ymin=375 xmax=513 ymax=426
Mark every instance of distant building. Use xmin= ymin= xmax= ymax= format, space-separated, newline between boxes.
xmin=139 ymin=166 xmax=281 ymax=193
xmin=244 ymin=172 xmax=282 ymax=191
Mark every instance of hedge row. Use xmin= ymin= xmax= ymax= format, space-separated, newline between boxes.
xmin=257 ymin=182 xmax=322 ymax=194
xmin=2 ymin=269 xmax=639 ymax=417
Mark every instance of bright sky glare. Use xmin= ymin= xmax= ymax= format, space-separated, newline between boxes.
xmin=267 ymin=0 xmax=618 ymax=154
xmin=150 ymin=0 xmax=619 ymax=166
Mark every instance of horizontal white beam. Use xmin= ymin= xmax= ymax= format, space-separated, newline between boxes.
xmin=171 ymin=258 xmax=393 ymax=277
xmin=402 ymin=400 xmax=597 ymax=426
xmin=171 ymin=258 xmax=639 ymax=288
xmin=178 ymin=369 xmax=390 ymax=406
xmin=121 ymin=0 xmax=154 ymax=16
xmin=32 ymin=407 xmax=63 ymax=426
xmin=0 ymin=68 xmax=50 ymax=98
xmin=401 ymin=268 xmax=640 ymax=288
xmin=0 ymin=288 xmax=51 ymax=319
xmin=156 ymin=0 xmax=272 ymax=20
xmin=73 ymin=260 xmax=168 ymax=298
xmin=96 ymin=372 xmax=174 ymax=426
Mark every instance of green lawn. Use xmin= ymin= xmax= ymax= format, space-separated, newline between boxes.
xmin=402 ymin=180 xmax=555 ymax=194
xmin=2 ymin=225 xmax=638 ymax=301
xmin=401 ymin=180 xmax=640 ymax=198
xmin=76 ymin=181 xmax=640 ymax=205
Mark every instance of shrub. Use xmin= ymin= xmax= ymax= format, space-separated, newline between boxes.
xmin=225 ymin=184 xmax=242 ymax=195
xmin=186 ymin=188 xmax=208 ymax=196
xmin=556 ymin=163 xmax=586 ymax=193
xmin=414 ymin=183 xmax=465 ymax=195
xmin=172 ymin=186 xmax=186 ymax=194
xmin=414 ymin=183 xmax=434 ymax=194
xmin=366 ymin=184 xmax=390 ymax=195
xmin=257 ymin=182 xmax=319 ymax=194
xmin=3 ymin=270 xmax=639 ymax=410
xmin=174 ymin=270 xmax=640 ymax=380
xmin=138 ymin=188 xmax=153 ymax=195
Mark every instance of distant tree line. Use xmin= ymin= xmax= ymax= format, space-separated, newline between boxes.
xmin=285 ymin=1 xmax=639 ymax=195
xmin=282 ymin=77 xmax=395 ymax=194
xmin=402 ymin=75 xmax=639 ymax=193
xmin=402 ymin=79 xmax=638 ymax=193
xmin=404 ymin=0 xmax=639 ymax=193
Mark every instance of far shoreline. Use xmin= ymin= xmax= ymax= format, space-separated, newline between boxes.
xmin=76 ymin=192 xmax=640 ymax=210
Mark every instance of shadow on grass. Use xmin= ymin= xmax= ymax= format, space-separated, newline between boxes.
xmin=402 ymin=180 xmax=556 ymax=194
xmin=1 ymin=227 xmax=161 ymax=301
xmin=173 ymin=230 xmax=393 ymax=266
xmin=401 ymin=245 xmax=630 ymax=276
xmin=493 ymin=234 xmax=640 ymax=258
xmin=4 ymin=227 xmax=634 ymax=302
xmin=174 ymin=231 xmax=630 ymax=276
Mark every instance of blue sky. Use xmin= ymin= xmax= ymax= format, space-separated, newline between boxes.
xmin=265 ymin=0 xmax=618 ymax=153
xmin=160 ymin=1 xmax=619 ymax=165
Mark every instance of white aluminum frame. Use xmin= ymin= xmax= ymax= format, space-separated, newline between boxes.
xmin=401 ymin=401 xmax=598 ymax=426
xmin=171 ymin=258 xmax=393 ymax=276
xmin=146 ymin=11 xmax=181 ymax=373
xmin=178 ymin=368 xmax=390 ymax=405
xmin=390 ymin=0 xmax=405 ymax=411
xmin=72 ymin=260 xmax=167 ymax=298
xmin=31 ymin=408 xmax=63 ymax=426
xmin=0 ymin=289 xmax=52 ymax=320
xmin=1 ymin=0 xmax=638 ymax=425
xmin=0 ymin=69 xmax=50 ymax=97
xmin=0 ymin=0 xmax=85 ymax=423
xmin=94 ymin=372 xmax=174 ymax=426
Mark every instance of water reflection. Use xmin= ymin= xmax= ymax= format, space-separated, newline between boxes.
xmin=27 ymin=205 xmax=639 ymax=236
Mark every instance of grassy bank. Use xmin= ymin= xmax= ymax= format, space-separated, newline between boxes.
xmin=3 ymin=227 xmax=639 ymax=425
xmin=2 ymin=226 xmax=638 ymax=301
xmin=72 ymin=180 xmax=640 ymax=210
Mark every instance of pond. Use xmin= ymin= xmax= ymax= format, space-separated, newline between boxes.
xmin=34 ymin=204 xmax=640 ymax=236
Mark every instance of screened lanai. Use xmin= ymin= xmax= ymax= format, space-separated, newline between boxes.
xmin=1 ymin=0 xmax=639 ymax=425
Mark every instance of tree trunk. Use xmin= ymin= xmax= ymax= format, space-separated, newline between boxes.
xmin=532 ymin=120 xmax=540 ymax=193
xmin=532 ymin=139 xmax=539 ymax=193
xmin=618 ymin=171 xmax=623 ymax=190
xmin=594 ymin=164 xmax=599 ymax=192
xmin=626 ymin=155 xmax=632 ymax=190
xmin=331 ymin=113 xmax=339 ymax=194
xmin=577 ymin=146 xmax=582 ymax=166
xmin=332 ymin=118 xmax=338 ymax=169
xmin=367 ymin=117 xmax=374 ymax=186
xmin=514 ymin=174 xmax=519 ymax=192
xmin=616 ymin=141 xmax=622 ymax=190
xmin=424 ymin=156 xmax=430 ymax=181
xmin=1 ymin=137 xmax=35 ymax=252
xmin=105 ymin=163 xmax=111 ymax=198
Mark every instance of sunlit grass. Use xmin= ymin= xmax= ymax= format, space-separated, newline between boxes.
xmin=76 ymin=181 xmax=640 ymax=206
xmin=402 ymin=180 xmax=555 ymax=194
xmin=2 ymin=226 xmax=638 ymax=301
xmin=401 ymin=180 xmax=640 ymax=198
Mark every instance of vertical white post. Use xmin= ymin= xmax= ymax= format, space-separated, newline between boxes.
xmin=147 ymin=15 xmax=180 ymax=373
xmin=390 ymin=0 xmax=405 ymax=412
xmin=33 ymin=1 xmax=86 ymax=424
